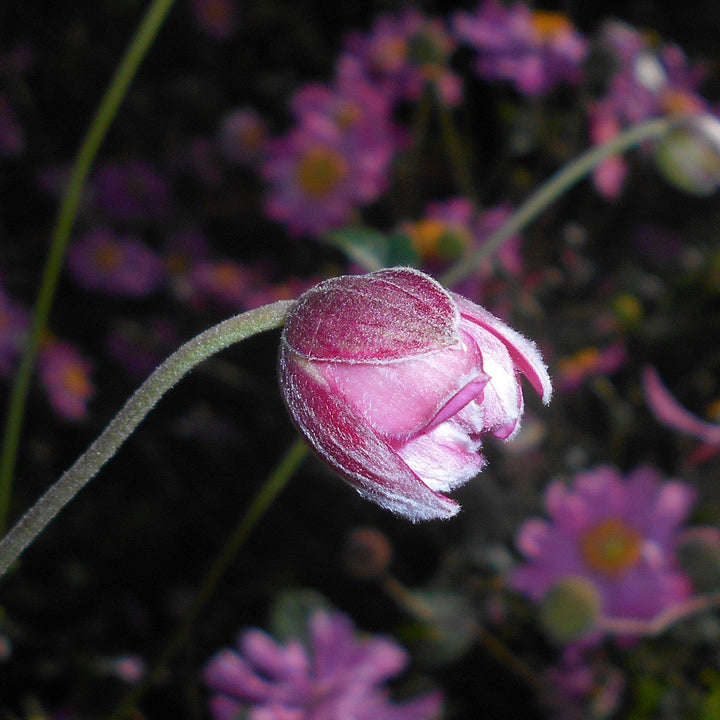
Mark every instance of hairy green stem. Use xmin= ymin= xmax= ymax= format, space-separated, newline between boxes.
xmin=108 ymin=437 xmax=309 ymax=720
xmin=0 ymin=0 xmax=177 ymax=535
xmin=440 ymin=116 xmax=675 ymax=289
xmin=0 ymin=301 xmax=294 ymax=578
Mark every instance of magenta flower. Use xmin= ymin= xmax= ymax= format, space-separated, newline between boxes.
xmin=508 ymin=466 xmax=695 ymax=635
xmin=344 ymin=8 xmax=462 ymax=106
xmin=278 ymin=267 xmax=551 ymax=521
xmin=203 ymin=609 xmax=443 ymax=720
xmin=556 ymin=344 xmax=627 ymax=392
xmin=588 ymin=20 xmax=708 ymax=198
xmin=452 ymin=1 xmax=587 ymax=96
xmin=92 ymin=160 xmax=171 ymax=223
xmin=68 ymin=228 xmax=165 ymax=297
xmin=189 ymin=260 xmax=257 ymax=310
xmin=261 ymin=114 xmax=391 ymax=237
xmin=38 ymin=340 xmax=94 ymax=421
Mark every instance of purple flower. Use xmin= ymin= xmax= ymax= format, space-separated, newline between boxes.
xmin=203 ymin=609 xmax=442 ymax=720
xmin=508 ymin=466 xmax=695 ymax=635
xmin=261 ymin=114 xmax=390 ymax=237
xmin=278 ymin=268 xmax=551 ymax=521
xmin=588 ymin=20 xmax=708 ymax=198
xmin=344 ymin=8 xmax=462 ymax=106
xmin=92 ymin=160 xmax=171 ymax=223
xmin=189 ymin=260 xmax=257 ymax=310
xmin=68 ymin=228 xmax=165 ymax=297
xmin=38 ymin=340 xmax=94 ymax=421
xmin=556 ymin=344 xmax=627 ymax=392
xmin=452 ymin=1 xmax=587 ymax=96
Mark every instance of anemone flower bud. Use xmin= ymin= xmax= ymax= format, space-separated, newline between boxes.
xmin=278 ymin=267 xmax=552 ymax=521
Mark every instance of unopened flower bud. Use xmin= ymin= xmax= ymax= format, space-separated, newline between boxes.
xmin=278 ymin=267 xmax=552 ymax=521
xmin=539 ymin=576 xmax=601 ymax=644
xmin=654 ymin=115 xmax=720 ymax=196
xmin=342 ymin=526 xmax=393 ymax=579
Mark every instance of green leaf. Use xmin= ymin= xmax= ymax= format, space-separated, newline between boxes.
xmin=323 ymin=226 xmax=419 ymax=271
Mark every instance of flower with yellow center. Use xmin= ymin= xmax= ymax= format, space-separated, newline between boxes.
xmin=295 ymin=147 xmax=349 ymax=198
xmin=580 ymin=518 xmax=642 ymax=577
xmin=530 ymin=11 xmax=573 ymax=41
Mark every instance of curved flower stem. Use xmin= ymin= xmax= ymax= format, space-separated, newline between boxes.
xmin=107 ymin=436 xmax=309 ymax=720
xmin=0 ymin=300 xmax=294 ymax=579
xmin=0 ymin=0 xmax=177 ymax=536
xmin=439 ymin=116 xmax=676 ymax=289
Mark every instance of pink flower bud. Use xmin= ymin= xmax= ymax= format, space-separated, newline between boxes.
xmin=279 ymin=267 xmax=552 ymax=521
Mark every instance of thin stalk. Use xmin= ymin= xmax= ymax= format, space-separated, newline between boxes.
xmin=0 ymin=0 xmax=177 ymax=535
xmin=440 ymin=116 xmax=675 ymax=289
xmin=0 ymin=300 xmax=294 ymax=578
xmin=107 ymin=437 xmax=310 ymax=720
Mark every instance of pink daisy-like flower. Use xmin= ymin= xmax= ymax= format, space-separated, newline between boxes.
xmin=203 ymin=609 xmax=443 ymax=720
xmin=190 ymin=0 xmax=238 ymax=39
xmin=37 ymin=340 xmax=94 ymax=421
xmin=92 ymin=159 xmax=171 ymax=223
xmin=68 ymin=228 xmax=165 ymax=297
xmin=344 ymin=8 xmax=462 ymax=106
xmin=452 ymin=1 xmax=587 ymax=96
xmin=508 ymin=465 xmax=695 ymax=639
xmin=291 ymin=54 xmax=400 ymax=158
xmin=261 ymin=114 xmax=390 ymax=237
xmin=556 ymin=344 xmax=627 ymax=392
xmin=0 ymin=285 xmax=28 ymax=376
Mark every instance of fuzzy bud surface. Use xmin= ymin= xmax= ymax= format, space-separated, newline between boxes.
xmin=278 ymin=267 xmax=552 ymax=520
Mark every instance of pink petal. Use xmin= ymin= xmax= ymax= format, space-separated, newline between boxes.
xmin=642 ymin=365 xmax=720 ymax=445
xmin=451 ymin=293 xmax=552 ymax=404
xmin=282 ymin=268 xmax=459 ymax=362
xmin=279 ymin=347 xmax=460 ymax=521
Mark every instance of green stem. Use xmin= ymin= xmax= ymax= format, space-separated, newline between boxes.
xmin=0 ymin=0 xmax=177 ymax=536
xmin=0 ymin=300 xmax=294 ymax=579
xmin=440 ymin=116 xmax=675 ymax=289
xmin=434 ymin=91 xmax=478 ymax=205
xmin=107 ymin=437 xmax=309 ymax=720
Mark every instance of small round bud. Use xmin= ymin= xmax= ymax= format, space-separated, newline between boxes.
xmin=539 ymin=576 xmax=601 ymax=644
xmin=342 ymin=527 xmax=393 ymax=579
xmin=654 ymin=115 xmax=720 ymax=196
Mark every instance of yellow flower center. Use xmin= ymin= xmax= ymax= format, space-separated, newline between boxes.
xmin=372 ymin=37 xmax=408 ymax=71
xmin=94 ymin=243 xmax=122 ymax=270
xmin=296 ymin=147 xmax=348 ymax=198
xmin=581 ymin=518 xmax=642 ymax=577
xmin=531 ymin=11 xmax=572 ymax=40
xmin=63 ymin=363 xmax=91 ymax=395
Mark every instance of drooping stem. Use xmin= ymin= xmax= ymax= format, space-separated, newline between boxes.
xmin=0 ymin=0 xmax=177 ymax=536
xmin=108 ymin=437 xmax=309 ymax=720
xmin=440 ymin=116 xmax=675 ymax=289
xmin=0 ymin=300 xmax=294 ymax=579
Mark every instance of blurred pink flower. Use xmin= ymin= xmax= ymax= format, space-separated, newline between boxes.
xmin=642 ymin=365 xmax=720 ymax=447
xmin=279 ymin=267 xmax=551 ymax=521
xmin=203 ymin=609 xmax=443 ymax=720
xmin=38 ymin=340 xmax=94 ymax=420
xmin=191 ymin=0 xmax=238 ymax=39
xmin=261 ymin=114 xmax=390 ymax=237
xmin=509 ymin=465 xmax=695 ymax=640
xmin=189 ymin=260 xmax=257 ymax=310
xmin=452 ymin=1 xmax=587 ymax=95
xmin=344 ymin=8 xmax=462 ymax=106
xmin=68 ymin=228 xmax=165 ymax=297
xmin=588 ymin=20 xmax=708 ymax=199
xmin=556 ymin=344 xmax=627 ymax=392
